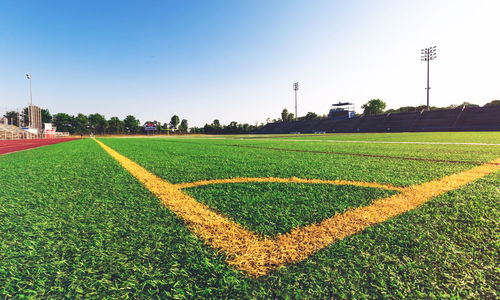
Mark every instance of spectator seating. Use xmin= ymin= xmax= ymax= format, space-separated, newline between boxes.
xmin=256 ymin=105 xmax=500 ymax=134
xmin=354 ymin=115 xmax=387 ymax=132
xmin=0 ymin=123 xmax=37 ymax=140
xmin=411 ymin=108 xmax=462 ymax=131
xmin=375 ymin=112 xmax=420 ymax=132
xmin=455 ymin=106 xmax=500 ymax=131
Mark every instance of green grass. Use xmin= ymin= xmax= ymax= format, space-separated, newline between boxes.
xmin=252 ymin=171 xmax=499 ymax=298
xmin=168 ymin=138 xmax=500 ymax=163
xmin=1 ymin=132 xmax=499 ymax=298
xmin=0 ymin=140 xmax=243 ymax=298
xmin=99 ymin=137 xmax=474 ymax=187
xmin=231 ymin=131 xmax=500 ymax=144
xmin=184 ymin=182 xmax=397 ymax=237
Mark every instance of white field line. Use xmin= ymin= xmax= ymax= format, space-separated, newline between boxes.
xmin=200 ymin=137 xmax=500 ymax=146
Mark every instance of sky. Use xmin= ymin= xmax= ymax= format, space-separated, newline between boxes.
xmin=1 ymin=0 xmax=499 ymax=126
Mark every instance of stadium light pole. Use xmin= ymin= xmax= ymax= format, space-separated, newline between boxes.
xmin=420 ymin=46 xmax=436 ymax=110
xmin=26 ymin=73 xmax=32 ymax=128
xmin=293 ymin=82 xmax=299 ymax=120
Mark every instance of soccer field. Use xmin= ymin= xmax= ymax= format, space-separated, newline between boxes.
xmin=1 ymin=133 xmax=499 ymax=298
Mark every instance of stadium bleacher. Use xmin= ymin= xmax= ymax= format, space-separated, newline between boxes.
xmin=256 ymin=105 xmax=500 ymax=134
xmin=411 ymin=108 xmax=462 ymax=131
xmin=0 ymin=123 xmax=37 ymax=140
xmin=375 ymin=112 xmax=420 ymax=132
xmin=354 ymin=115 xmax=387 ymax=132
xmin=455 ymin=106 xmax=500 ymax=131
xmin=327 ymin=117 xmax=362 ymax=132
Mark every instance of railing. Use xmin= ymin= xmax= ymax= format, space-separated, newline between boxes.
xmin=55 ymin=132 xmax=70 ymax=137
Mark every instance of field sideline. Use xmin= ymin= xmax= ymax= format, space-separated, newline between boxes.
xmin=1 ymin=132 xmax=499 ymax=298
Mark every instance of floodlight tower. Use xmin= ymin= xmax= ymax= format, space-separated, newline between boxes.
xmin=26 ymin=73 xmax=32 ymax=127
xmin=420 ymin=46 xmax=437 ymax=110
xmin=293 ymin=82 xmax=299 ymax=120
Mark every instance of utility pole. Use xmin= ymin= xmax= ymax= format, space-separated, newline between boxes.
xmin=420 ymin=46 xmax=437 ymax=110
xmin=293 ymin=82 xmax=299 ymax=120
xmin=26 ymin=73 xmax=32 ymax=128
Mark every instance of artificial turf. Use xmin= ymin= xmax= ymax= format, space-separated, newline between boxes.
xmin=1 ymin=133 xmax=499 ymax=298
xmin=232 ymin=131 xmax=500 ymax=144
xmin=200 ymin=138 xmax=500 ymax=163
xmin=99 ymin=137 xmax=475 ymax=187
xmin=183 ymin=182 xmax=397 ymax=237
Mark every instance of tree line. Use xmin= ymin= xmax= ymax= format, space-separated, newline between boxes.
xmin=2 ymin=109 xmax=263 ymax=135
xmin=361 ymin=99 xmax=500 ymax=116
xmin=190 ymin=119 xmax=261 ymax=134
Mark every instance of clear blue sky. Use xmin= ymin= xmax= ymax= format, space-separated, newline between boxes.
xmin=1 ymin=0 xmax=499 ymax=126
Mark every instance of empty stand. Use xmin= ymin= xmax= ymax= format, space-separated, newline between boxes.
xmin=0 ymin=123 xmax=38 ymax=140
xmin=455 ymin=106 xmax=500 ymax=131
xmin=411 ymin=108 xmax=462 ymax=131
xmin=354 ymin=115 xmax=386 ymax=132
xmin=256 ymin=106 xmax=500 ymax=134
xmin=375 ymin=112 xmax=420 ymax=132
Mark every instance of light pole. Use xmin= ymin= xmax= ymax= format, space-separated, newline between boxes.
xmin=26 ymin=73 xmax=32 ymax=128
xmin=293 ymin=82 xmax=299 ymax=120
xmin=420 ymin=46 xmax=436 ymax=110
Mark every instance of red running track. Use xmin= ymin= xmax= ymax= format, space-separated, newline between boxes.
xmin=0 ymin=138 xmax=81 ymax=155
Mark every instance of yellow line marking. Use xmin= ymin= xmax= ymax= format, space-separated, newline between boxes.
xmin=175 ymin=177 xmax=403 ymax=191
xmin=95 ymin=139 xmax=500 ymax=277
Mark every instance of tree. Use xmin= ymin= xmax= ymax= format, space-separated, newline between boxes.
xmin=52 ymin=113 xmax=74 ymax=133
xmin=451 ymin=102 xmax=479 ymax=108
xmin=3 ymin=111 xmax=19 ymax=126
xmin=41 ymin=109 xmax=52 ymax=123
xmin=212 ymin=119 xmax=221 ymax=133
xmin=484 ymin=100 xmax=500 ymax=107
xmin=361 ymin=99 xmax=386 ymax=116
xmin=203 ymin=123 xmax=215 ymax=134
xmin=385 ymin=105 xmax=427 ymax=114
xmin=193 ymin=120 xmax=261 ymax=134
xmin=303 ymin=112 xmax=319 ymax=120
xmin=73 ymin=113 xmax=89 ymax=134
xmin=155 ymin=121 xmax=163 ymax=133
xmin=225 ymin=121 xmax=238 ymax=133
xmin=280 ymin=109 xmax=295 ymax=122
xmin=108 ymin=117 xmax=125 ymax=134
xmin=178 ymin=119 xmax=188 ymax=133
xmin=123 ymin=115 xmax=140 ymax=133
xmin=281 ymin=109 xmax=294 ymax=122
xmin=161 ymin=122 xmax=170 ymax=134
xmin=190 ymin=126 xmax=203 ymax=134
xmin=88 ymin=113 xmax=108 ymax=134
xmin=170 ymin=115 xmax=180 ymax=130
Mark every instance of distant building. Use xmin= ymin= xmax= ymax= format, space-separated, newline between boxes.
xmin=328 ymin=102 xmax=355 ymax=120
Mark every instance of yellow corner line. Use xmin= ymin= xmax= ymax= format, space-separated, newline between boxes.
xmin=175 ymin=177 xmax=403 ymax=191
xmin=94 ymin=139 xmax=500 ymax=277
